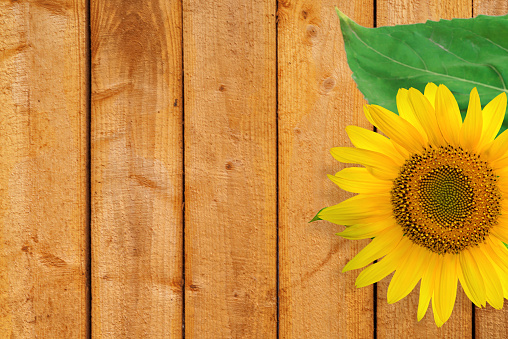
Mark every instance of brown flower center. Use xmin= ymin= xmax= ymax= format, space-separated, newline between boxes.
xmin=391 ymin=145 xmax=501 ymax=254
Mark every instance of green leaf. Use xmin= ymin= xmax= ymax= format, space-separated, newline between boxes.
xmin=310 ymin=207 xmax=327 ymax=223
xmin=504 ymin=242 xmax=508 ymax=250
xmin=337 ymin=9 xmax=508 ymax=132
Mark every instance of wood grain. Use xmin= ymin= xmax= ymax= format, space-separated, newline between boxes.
xmin=377 ymin=0 xmax=472 ymax=25
xmin=90 ymin=0 xmax=183 ymax=337
xmin=376 ymin=1 xmax=473 ymax=337
xmin=476 ymin=301 xmax=508 ymax=339
xmin=278 ymin=1 xmax=375 ymax=337
xmin=473 ymin=1 xmax=508 ymax=17
xmin=183 ymin=0 xmax=277 ymax=337
xmin=472 ymin=4 xmax=508 ymax=338
xmin=0 ymin=0 xmax=88 ymax=337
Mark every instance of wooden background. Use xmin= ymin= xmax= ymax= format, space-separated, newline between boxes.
xmin=0 ymin=0 xmax=507 ymax=337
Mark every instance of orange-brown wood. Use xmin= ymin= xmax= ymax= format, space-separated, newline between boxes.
xmin=278 ymin=1 xmax=375 ymax=337
xmin=183 ymin=0 xmax=278 ymax=337
xmin=377 ymin=282 xmax=472 ymax=338
xmin=378 ymin=0 xmax=472 ymax=25
xmin=0 ymin=0 xmax=89 ymax=337
xmin=8 ymin=0 xmax=508 ymax=336
xmin=472 ymin=4 xmax=508 ymax=338
xmin=476 ymin=301 xmax=508 ymax=339
xmin=376 ymin=1 xmax=473 ymax=337
xmin=473 ymin=1 xmax=508 ymax=17
xmin=90 ymin=0 xmax=183 ymax=337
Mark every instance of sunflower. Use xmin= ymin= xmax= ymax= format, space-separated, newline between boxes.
xmin=316 ymin=83 xmax=508 ymax=326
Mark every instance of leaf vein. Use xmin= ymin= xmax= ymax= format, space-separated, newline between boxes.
xmin=349 ymin=28 xmax=508 ymax=94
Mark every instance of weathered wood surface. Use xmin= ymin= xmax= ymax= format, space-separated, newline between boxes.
xmin=90 ymin=0 xmax=183 ymax=337
xmin=183 ymin=0 xmax=278 ymax=337
xmin=473 ymin=2 xmax=508 ymax=337
xmin=0 ymin=0 xmax=89 ymax=337
xmin=376 ymin=0 xmax=473 ymax=337
xmin=2 ymin=0 xmax=508 ymax=337
xmin=278 ymin=0 xmax=374 ymax=338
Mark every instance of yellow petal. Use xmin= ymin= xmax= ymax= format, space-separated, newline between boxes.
xmin=496 ymin=166 xmax=508 ymax=179
xmin=346 ymin=125 xmax=405 ymax=165
xmin=319 ymin=194 xmax=392 ymax=226
xmin=493 ymin=262 xmax=508 ymax=299
xmin=460 ymin=88 xmax=482 ymax=151
xmin=408 ymin=88 xmax=446 ymax=147
xmin=396 ymin=89 xmax=429 ymax=145
xmin=367 ymin=104 xmax=426 ymax=154
xmin=491 ymin=157 xmax=508 ymax=172
xmin=496 ymin=172 xmax=508 ymax=189
xmin=387 ymin=244 xmax=429 ymax=304
xmin=503 ymin=199 xmax=508 ymax=215
xmin=490 ymin=221 xmax=508 ymax=244
xmin=471 ymin=245 xmax=504 ymax=309
xmin=330 ymin=147 xmax=400 ymax=180
xmin=418 ymin=252 xmax=439 ymax=321
xmin=328 ymin=168 xmax=393 ymax=194
xmin=431 ymin=294 xmax=445 ymax=328
xmin=337 ymin=217 xmax=396 ymax=240
xmin=458 ymin=249 xmax=486 ymax=307
xmin=484 ymin=236 xmax=508 ymax=275
xmin=363 ymin=105 xmax=377 ymax=127
xmin=481 ymin=127 xmax=508 ymax=163
xmin=433 ymin=254 xmax=458 ymax=324
xmin=435 ymin=84 xmax=462 ymax=145
xmin=499 ymin=182 xmax=508 ymax=197
xmin=480 ymin=239 xmax=508 ymax=300
xmin=342 ymin=225 xmax=403 ymax=271
xmin=424 ymin=83 xmax=438 ymax=108
xmin=493 ymin=157 xmax=508 ymax=173
xmin=391 ymin=139 xmax=410 ymax=158
xmin=355 ymin=237 xmax=412 ymax=287
xmin=429 ymin=258 xmax=444 ymax=326
xmin=479 ymin=92 xmax=508 ymax=148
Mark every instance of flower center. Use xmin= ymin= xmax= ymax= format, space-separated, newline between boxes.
xmin=391 ymin=145 xmax=501 ymax=254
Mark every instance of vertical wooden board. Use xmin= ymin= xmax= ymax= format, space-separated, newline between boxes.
xmin=472 ymin=4 xmax=508 ymax=338
xmin=476 ymin=301 xmax=508 ymax=339
xmin=183 ymin=0 xmax=277 ymax=337
xmin=278 ymin=1 xmax=374 ymax=338
xmin=377 ymin=0 xmax=472 ymax=24
xmin=473 ymin=1 xmax=508 ymax=16
xmin=0 ymin=0 xmax=88 ymax=337
xmin=91 ymin=0 xmax=183 ymax=337
xmin=376 ymin=1 xmax=473 ymax=337
xmin=377 ymin=283 xmax=472 ymax=338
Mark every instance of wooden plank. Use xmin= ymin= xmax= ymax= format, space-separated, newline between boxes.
xmin=183 ymin=0 xmax=277 ymax=337
xmin=376 ymin=1 xmax=473 ymax=337
xmin=90 ymin=0 xmax=183 ymax=337
xmin=476 ymin=301 xmax=508 ymax=339
xmin=377 ymin=0 xmax=472 ymax=24
xmin=472 ymin=4 xmax=508 ymax=338
xmin=0 ymin=0 xmax=88 ymax=337
xmin=278 ymin=1 xmax=374 ymax=337
xmin=474 ymin=1 xmax=508 ymax=16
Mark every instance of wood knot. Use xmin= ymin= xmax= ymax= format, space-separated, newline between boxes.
xmin=306 ymin=25 xmax=318 ymax=38
xmin=322 ymin=77 xmax=336 ymax=92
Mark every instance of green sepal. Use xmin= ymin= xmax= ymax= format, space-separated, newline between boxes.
xmin=310 ymin=207 xmax=327 ymax=223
